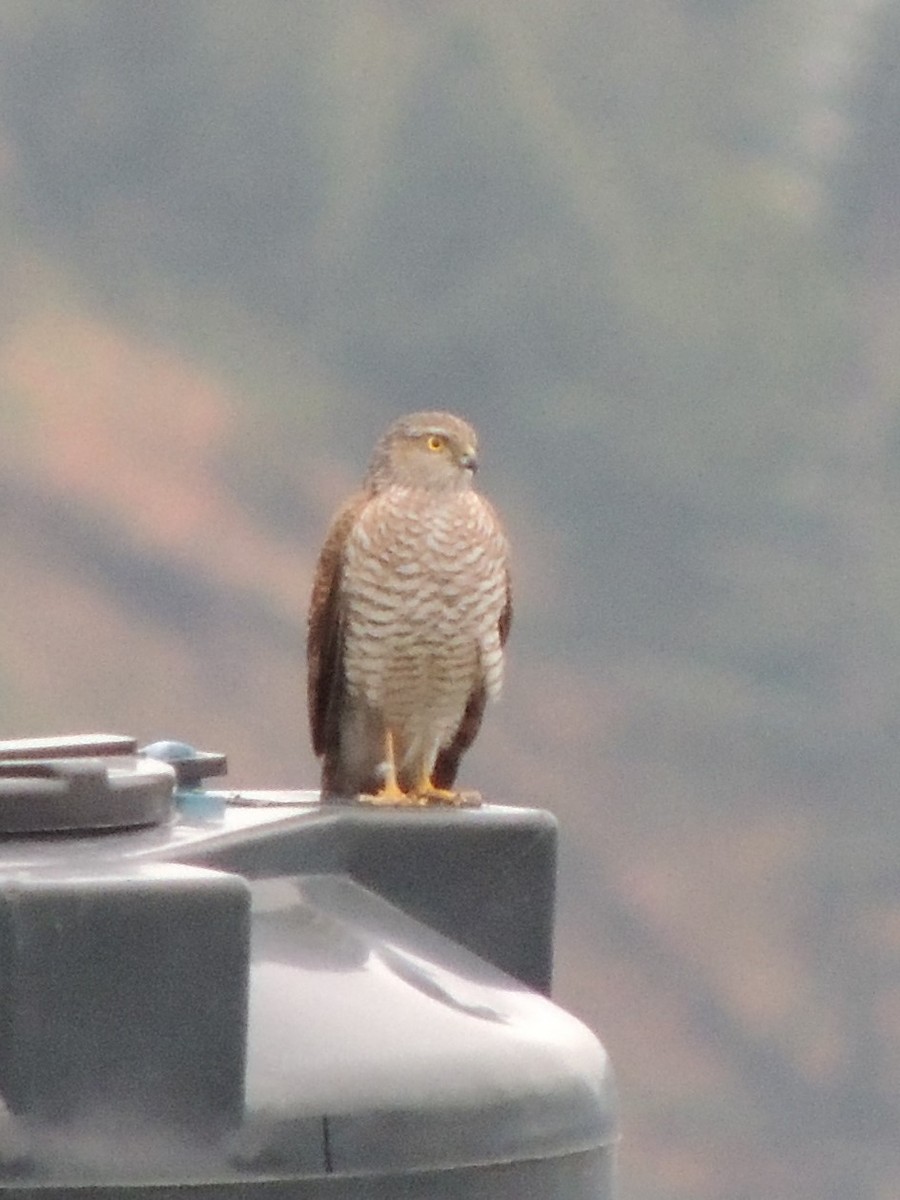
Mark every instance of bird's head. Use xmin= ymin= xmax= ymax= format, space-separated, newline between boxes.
xmin=365 ymin=411 xmax=480 ymax=493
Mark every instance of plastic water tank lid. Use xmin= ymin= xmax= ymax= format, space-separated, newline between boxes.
xmin=0 ymin=733 xmax=138 ymax=760
xmin=0 ymin=756 xmax=175 ymax=834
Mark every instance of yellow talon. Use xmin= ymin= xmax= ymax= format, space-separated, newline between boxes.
xmin=357 ymin=737 xmax=482 ymax=807
xmin=358 ymin=731 xmax=417 ymax=806
xmin=358 ymin=783 xmax=411 ymax=806
xmin=412 ymin=774 xmax=482 ymax=807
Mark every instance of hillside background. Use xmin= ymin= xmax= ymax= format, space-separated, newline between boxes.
xmin=3 ymin=3 xmax=900 ymax=1197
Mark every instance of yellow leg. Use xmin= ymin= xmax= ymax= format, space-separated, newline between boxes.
xmin=358 ymin=732 xmax=414 ymax=806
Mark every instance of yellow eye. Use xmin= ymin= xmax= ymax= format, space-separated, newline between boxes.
xmin=426 ymin=434 xmax=444 ymax=452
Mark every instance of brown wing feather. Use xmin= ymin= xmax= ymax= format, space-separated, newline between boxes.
xmin=306 ymin=493 xmax=366 ymax=758
xmin=498 ymin=567 xmax=513 ymax=647
xmin=433 ymin=570 xmax=513 ymax=789
xmin=432 ymin=685 xmax=488 ymax=789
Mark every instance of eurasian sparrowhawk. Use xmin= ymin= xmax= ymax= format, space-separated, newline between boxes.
xmin=307 ymin=411 xmax=511 ymax=805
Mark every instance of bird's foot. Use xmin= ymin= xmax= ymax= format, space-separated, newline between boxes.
xmin=356 ymin=785 xmax=482 ymax=808
xmin=357 ymin=733 xmax=421 ymax=805
xmin=415 ymin=786 xmax=482 ymax=808
xmin=357 ymin=781 xmax=416 ymax=807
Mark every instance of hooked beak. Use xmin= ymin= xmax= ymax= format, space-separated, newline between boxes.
xmin=459 ymin=448 xmax=478 ymax=473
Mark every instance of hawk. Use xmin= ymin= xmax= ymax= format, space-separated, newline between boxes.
xmin=307 ymin=411 xmax=512 ymax=806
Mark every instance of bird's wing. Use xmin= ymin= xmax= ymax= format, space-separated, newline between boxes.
xmin=432 ymin=684 xmax=488 ymax=790
xmin=499 ymin=565 xmax=513 ymax=647
xmin=433 ymin=566 xmax=512 ymax=789
xmin=307 ymin=493 xmax=366 ymax=758
xmin=483 ymin=497 xmax=513 ymax=649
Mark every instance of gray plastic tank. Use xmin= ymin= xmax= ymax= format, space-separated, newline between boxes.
xmin=0 ymin=734 xmax=618 ymax=1197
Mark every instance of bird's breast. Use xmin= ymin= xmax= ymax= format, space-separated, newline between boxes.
xmin=340 ymin=489 xmax=507 ymax=719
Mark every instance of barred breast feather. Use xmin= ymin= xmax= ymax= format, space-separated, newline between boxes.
xmin=341 ymin=487 xmax=508 ymax=752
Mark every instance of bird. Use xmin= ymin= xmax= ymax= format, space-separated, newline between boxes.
xmin=307 ymin=411 xmax=512 ymax=806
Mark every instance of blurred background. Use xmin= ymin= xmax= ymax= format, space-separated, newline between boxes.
xmin=2 ymin=2 xmax=900 ymax=1196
